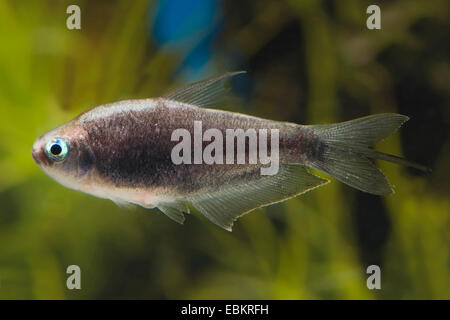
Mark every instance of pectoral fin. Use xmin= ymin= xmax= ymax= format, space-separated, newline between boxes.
xmin=186 ymin=165 xmax=329 ymax=231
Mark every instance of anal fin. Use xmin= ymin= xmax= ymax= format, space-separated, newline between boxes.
xmin=186 ymin=165 xmax=329 ymax=231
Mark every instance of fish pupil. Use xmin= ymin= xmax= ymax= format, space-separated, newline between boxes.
xmin=50 ymin=144 xmax=62 ymax=156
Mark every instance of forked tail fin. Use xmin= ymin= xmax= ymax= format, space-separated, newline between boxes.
xmin=309 ymin=113 xmax=428 ymax=195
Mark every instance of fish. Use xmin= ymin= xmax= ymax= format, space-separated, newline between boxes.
xmin=32 ymin=71 xmax=428 ymax=231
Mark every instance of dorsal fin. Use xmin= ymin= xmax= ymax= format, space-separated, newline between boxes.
xmin=162 ymin=71 xmax=246 ymax=108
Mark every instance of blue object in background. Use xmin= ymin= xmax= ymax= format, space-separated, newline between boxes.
xmin=152 ymin=0 xmax=221 ymax=79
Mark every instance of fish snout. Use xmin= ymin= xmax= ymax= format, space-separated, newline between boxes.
xmin=32 ymin=139 xmax=50 ymax=166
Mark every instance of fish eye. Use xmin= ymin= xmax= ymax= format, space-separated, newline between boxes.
xmin=45 ymin=138 xmax=69 ymax=161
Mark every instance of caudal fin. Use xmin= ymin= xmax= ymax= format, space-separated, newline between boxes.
xmin=309 ymin=113 xmax=427 ymax=195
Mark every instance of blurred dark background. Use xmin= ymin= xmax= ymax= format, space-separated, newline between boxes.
xmin=0 ymin=0 xmax=448 ymax=299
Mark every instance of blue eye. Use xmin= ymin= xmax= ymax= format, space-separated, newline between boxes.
xmin=45 ymin=138 xmax=69 ymax=161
